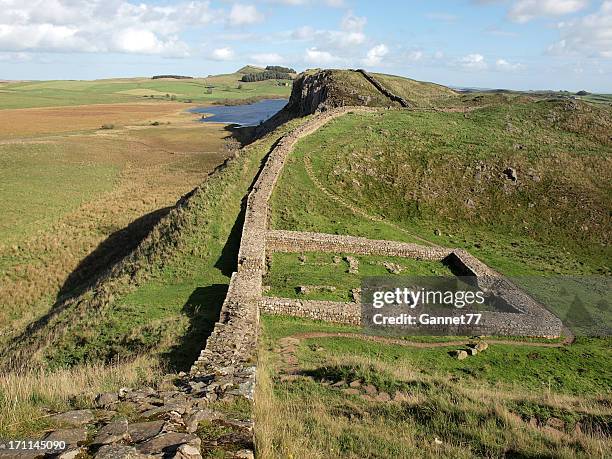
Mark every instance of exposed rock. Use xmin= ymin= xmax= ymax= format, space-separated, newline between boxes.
xmin=141 ymin=403 xmax=187 ymax=419
xmin=332 ymin=256 xmax=342 ymax=264
xmin=297 ymin=285 xmax=310 ymax=295
xmin=349 ymin=380 xmax=361 ymax=388
xmin=51 ymin=410 xmax=94 ymax=427
xmin=234 ymin=450 xmax=255 ymax=459
xmin=363 ymin=384 xmax=377 ymax=395
xmin=94 ymin=444 xmax=147 ymax=459
xmin=136 ymin=432 xmax=201 ymax=456
xmin=503 ymin=167 xmax=518 ymax=182
xmin=172 ymin=444 xmax=202 ymax=459
xmin=42 ymin=428 xmax=87 ymax=446
xmin=452 ymin=350 xmax=468 ymax=360
xmin=95 ymin=392 xmax=119 ymax=408
xmin=376 ymin=392 xmax=391 ymax=402
xmin=467 ymin=348 xmax=478 ymax=356
xmin=0 ymin=450 xmax=44 ymax=459
xmin=474 ymin=342 xmax=488 ymax=352
xmin=184 ymin=409 xmax=222 ymax=434
xmin=128 ymin=420 xmax=166 ymax=443
xmin=350 ymin=288 xmax=361 ymax=303
xmin=56 ymin=448 xmax=86 ymax=459
xmin=92 ymin=419 xmax=129 ymax=445
xmin=345 ymin=256 xmax=359 ymax=274
xmin=383 ymin=262 xmax=404 ymax=274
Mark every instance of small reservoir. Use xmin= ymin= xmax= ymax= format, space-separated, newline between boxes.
xmin=190 ymin=98 xmax=287 ymax=127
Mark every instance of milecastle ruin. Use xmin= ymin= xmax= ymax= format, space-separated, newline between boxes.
xmin=20 ymin=71 xmax=567 ymax=459
xmin=189 ymin=84 xmax=563 ymax=405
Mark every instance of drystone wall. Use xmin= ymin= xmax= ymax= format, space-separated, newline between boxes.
xmin=190 ymin=107 xmax=378 ymax=387
xmin=356 ymin=69 xmax=411 ymax=108
xmin=260 ymin=297 xmax=361 ymax=325
xmin=267 ymin=230 xmax=451 ymax=260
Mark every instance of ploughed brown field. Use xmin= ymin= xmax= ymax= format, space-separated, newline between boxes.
xmin=0 ymin=102 xmax=190 ymax=138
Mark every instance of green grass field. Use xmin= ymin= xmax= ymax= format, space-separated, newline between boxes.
xmin=12 ymin=117 xmax=309 ymax=371
xmin=265 ymin=252 xmax=452 ymax=302
xmin=270 ymin=105 xmax=611 ymax=277
xmin=255 ymin=315 xmax=612 ymax=458
xmin=0 ymin=72 xmax=291 ymax=109
xmin=0 ymin=143 xmax=118 ymax=242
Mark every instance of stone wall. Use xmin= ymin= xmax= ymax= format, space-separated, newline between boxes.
xmin=191 ymin=107 xmax=378 ymax=385
xmin=356 ymin=69 xmax=411 ymax=108
xmin=191 ymin=101 xmax=563 ymax=409
xmin=267 ymin=230 xmax=451 ymax=260
xmin=260 ymin=297 xmax=361 ymax=325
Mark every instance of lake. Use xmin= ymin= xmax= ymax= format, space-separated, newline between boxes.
xmin=190 ymin=98 xmax=288 ymax=127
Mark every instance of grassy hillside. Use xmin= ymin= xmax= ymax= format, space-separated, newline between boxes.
xmin=373 ymin=72 xmax=458 ymax=107
xmin=2 ymin=116 xmax=307 ymax=371
xmin=312 ymin=70 xmax=457 ymax=109
xmin=256 ymin=315 xmax=611 ymax=458
xmin=270 ymin=100 xmax=611 ymax=276
xmin=0 ymin=71 xmax=290 ymax=110
xmin=0 ymin=119 xmax=231 ymax=342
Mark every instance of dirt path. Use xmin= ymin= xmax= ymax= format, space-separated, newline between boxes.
xmin=283 ymin=331 xmax=571 ymax=348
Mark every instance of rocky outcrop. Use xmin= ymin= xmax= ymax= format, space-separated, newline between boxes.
xmin=19 ymin=384 xmax=254 ymax=459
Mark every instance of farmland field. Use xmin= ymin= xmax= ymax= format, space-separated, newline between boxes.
xmin=0 ymin=72 xmax=291 ymax=110
xmin=0 ymin=72 xmax=291 ymax=349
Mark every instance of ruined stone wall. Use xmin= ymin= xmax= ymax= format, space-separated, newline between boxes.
xmin=356 ymin=69 xmax=411 ymax=108
xmin=261 ymin=295 xmax=561 ymax=337
xmin=267 ymin=230 xmax=451 ymax=260
xmin=260 ymin=297 xmax=361 ymax=325
xmin=191 ymin=101 xmax=562 ymax=399
xmin=191 ymin=106 xmax=379 ymax=385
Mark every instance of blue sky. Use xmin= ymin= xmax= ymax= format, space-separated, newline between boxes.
xmin=0 ymin=0 xmax=610 ymax=91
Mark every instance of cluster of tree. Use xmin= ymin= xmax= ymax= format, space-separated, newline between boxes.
xmin=265 ymin=65 xmax=296 ymax=73
xmin=241 ymin=71 xmax=293 ymax=82
xmin=151 ymin=75 xmax=193 ymax=79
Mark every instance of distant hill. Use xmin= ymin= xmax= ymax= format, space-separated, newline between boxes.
xmin=237 ymin=65 xmax=266 ymax=74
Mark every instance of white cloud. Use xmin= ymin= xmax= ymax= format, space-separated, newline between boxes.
xmin=251 ymin=52 xmax=284 ymax=64
xmin=341 ymin=11 xmax=367 ymax=32
xmin=0 ymin=51 xmax=31 ymax=62
xmin=407 ymin=50 xmax=423 ymax=61
xmin=508 ymin=0 xmax=588 ymax=23
xmin=0 ymin=0 xmax=218 ymax=56
xmin=210 ymin=46 xmax=235 ymax=61
xmin=272 ymin=0 xmax=344 ymax=5
xmin=304 ymin=47 xmax=338 ymax=64
xmin=290 ymin=11 xmax=367 ymax=49
xmin=495 ymin=58 xmax=524 ymax=71
xmin=228 ymin=4 xmax=264 ymax=26
xmin=548 ymin=1 xmax=612 ymax=58
xmin=362 ymin=44 xmax=388 ymax=66
xmin=458 ymin=53 xmax=488 ymax=70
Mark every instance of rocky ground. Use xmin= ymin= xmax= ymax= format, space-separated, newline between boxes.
xmin=1 ymin=376 xmax=255 ymax=459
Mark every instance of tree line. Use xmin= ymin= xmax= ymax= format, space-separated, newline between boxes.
xmin=241 ymin=71 xmax=293 ymax=82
